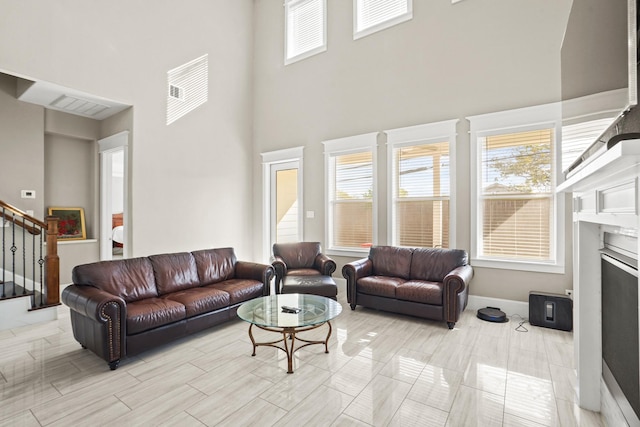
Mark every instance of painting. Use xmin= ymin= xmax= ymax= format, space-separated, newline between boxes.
xmin=48 ymin=207 xmax=86 ymax=240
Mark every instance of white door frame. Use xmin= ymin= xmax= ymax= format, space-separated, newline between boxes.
xmin=98 ymin=131 xmax=129 ymax=260
xmin=261 ymin=147 xmax=304 ymax=261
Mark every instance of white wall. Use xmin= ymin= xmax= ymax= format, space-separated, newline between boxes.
xmin=0 ymin=0 xmax=256 ymax=260
xmin=252 ymin=0 xmax=574 ymax=301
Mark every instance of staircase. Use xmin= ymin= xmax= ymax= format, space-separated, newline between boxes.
xmin=1 ymin=200 xmax=60 ymax=330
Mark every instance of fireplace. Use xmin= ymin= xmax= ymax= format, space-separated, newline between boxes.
xmin=557 ymin=139 xmax=640 ymax=425
xmin=601 ymin=233 xmax=639 ymax=425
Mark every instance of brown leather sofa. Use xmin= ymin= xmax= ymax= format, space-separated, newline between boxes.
xmin=271 ymin=242 xmax=336 ymax=293
xmin=61 ymin=248 xmax=274 ymax=370
xmin=342 ymin=246 xmax=473 ymax=329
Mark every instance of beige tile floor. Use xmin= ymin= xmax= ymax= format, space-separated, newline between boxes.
xmin=0 ymin=293 xmax=605 ymax=427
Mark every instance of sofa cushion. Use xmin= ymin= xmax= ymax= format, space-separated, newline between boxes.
xmin=126 ymin=297 xmax=186 ymax=335
xmin=164 ymin=287 xmax=230 ymax=318
xmin=357 ymin=276 xmax=406 ymax=298
xmin=208 ymin=279 xmax=264 ymax=304
xmin=410 ymin=248 xmax=468 ymax=282
xmin=149 ymin=252 xmax=200 ymax=295
xmin=397 ymin=280 xmax=443 ymax=305
xmin=192 ymin=248 xmax=237 ymax=285
xmin=287 ymin=268 xmax=321 ymax=276
xmin=369 ymin=246 xmax=413 ymax=279
xmin=72 ymin=257 xmax=158 ymax=303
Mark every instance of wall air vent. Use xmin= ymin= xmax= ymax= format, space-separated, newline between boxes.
xmin=50 ymin=94 xmax=110 ymax=117
xmin=167 ymin=54 xmax=208 ymax=125
xmin=169 ymin=84 xmax=185 ymax=101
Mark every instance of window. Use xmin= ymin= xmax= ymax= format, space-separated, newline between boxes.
xmin=386 ymin=120 xmax=457 ymax=248
xmin=469 ymin=103 xmax=564 ymax=273
xmin=323 ymin=133 xmax=378 ymax=255
xmin=285 ymin=0 xmax=327 ymax=65
xmin=354 ymin=0 xmax=412 ymax=40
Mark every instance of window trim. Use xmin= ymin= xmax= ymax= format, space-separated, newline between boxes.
xmin=385 ymin=119 xmax=458 ymax=248
xmin=323 ymin=132 xmax=378 ymax=257
xmin=285 ymin=0 xmax=327 ymax=65
xmin=353 ymin=0 xmax=413 ymax=40
xmin=468 ymin=103 xmax=565 ymax=274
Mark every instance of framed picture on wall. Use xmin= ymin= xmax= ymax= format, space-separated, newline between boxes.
xmin=48 ymin=207 xmax=86 ymax=240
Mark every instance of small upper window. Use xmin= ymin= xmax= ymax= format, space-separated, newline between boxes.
xmin=285 ymin=0 xmax=327 ymax=65
xmin=354 ymin=0 xmax=412 ymax=40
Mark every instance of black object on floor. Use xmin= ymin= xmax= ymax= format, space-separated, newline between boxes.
xmin=477 ymin=307 xmax=508 ymax=323
xmin=529 ymin=292 xmax=572 ymax=331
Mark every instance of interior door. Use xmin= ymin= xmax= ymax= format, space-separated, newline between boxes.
xmin=270 ymin=161 xmax=302 ymax=246
xmin=98 ymin=132 xmax=129 ymax=260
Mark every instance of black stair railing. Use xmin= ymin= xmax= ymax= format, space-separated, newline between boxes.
xmin=0 ymin=200 xmax=59 ymax=309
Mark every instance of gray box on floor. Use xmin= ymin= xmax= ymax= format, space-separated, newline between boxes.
xmin=529 ymin=292 xmax=573 ymax=331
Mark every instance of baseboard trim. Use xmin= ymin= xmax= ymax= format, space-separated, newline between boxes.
xmin=467 ymin=295 xmax=529 ymax=320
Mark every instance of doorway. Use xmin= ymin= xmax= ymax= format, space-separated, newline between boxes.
xmin=262 ymin=147 xmax=303 ymax=260
xmin=98 ymin=132 xmax=129 ymax=260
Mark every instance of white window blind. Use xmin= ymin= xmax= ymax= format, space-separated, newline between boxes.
xmin=330 ymin=151 xmax=373 ymax=249
xmin=324 ymin=133 xmax=377 ymax=254
xmin=392 ymin=141 xmax=450 ymax=248
xmin=480 ymin=129 xmax=553 ymax=261
xmin=286 ymin=0 xmax=326 ymax=64
xmin=354 ymin=0 xmax=412 ymax=39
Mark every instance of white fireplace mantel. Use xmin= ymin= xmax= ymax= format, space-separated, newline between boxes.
xmin=559 ymin=139 xmax=640 ymax=421
xmin=558 ymin=139 xmax=640 ymax=194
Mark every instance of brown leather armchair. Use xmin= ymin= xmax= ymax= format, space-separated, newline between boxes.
xmin=271 ymin=242 xmax=336 ymax=293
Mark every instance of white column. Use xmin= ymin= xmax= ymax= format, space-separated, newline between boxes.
xmin=574 ymin=219 xmax=602 ymax=411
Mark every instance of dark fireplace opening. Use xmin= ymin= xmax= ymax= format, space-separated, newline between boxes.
xmin=602 ymin=249 xmax=640 ymax=425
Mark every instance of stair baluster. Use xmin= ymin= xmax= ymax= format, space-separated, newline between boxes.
xmin=0 ymin=201 xmax=60 ymax=309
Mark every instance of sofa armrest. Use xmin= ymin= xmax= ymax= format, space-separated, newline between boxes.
xmin=270 ymin=255 xmax=287 ymax=292
xmin=235 ymin=261 xmax=275 ymax=296
xmin=314 ymin=253 xmax=337 ymax=276
xmin=443 ymin=264 xmax=474 ymax=324
xmin=342 ymin=258 xmax=373 ymax=307
xmin=61 ymin=284 xmax=126 ymax=368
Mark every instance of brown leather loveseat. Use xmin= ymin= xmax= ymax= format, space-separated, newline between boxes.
xmin=342 ymin=246 xmax=473 ymax=329
xmin=61 ymin=248 xmax=274 ymax=370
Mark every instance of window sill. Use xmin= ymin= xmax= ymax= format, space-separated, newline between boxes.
xmin=327 ymin=248 xmax=370 ymax=259
xmin=471 ymin=257 xmax=565 ymax=274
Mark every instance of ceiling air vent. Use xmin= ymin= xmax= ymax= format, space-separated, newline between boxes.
xmin=167 ymin=54 xmax=208 ymax=125
xmin=50 ymin=94 xmax=110 ymax=117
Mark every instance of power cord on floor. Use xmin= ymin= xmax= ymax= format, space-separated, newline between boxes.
xmin=509 ymin=314 xmax=529 ymax=332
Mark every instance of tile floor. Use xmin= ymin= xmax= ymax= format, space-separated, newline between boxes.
xmin=0 ymin=292 xmax=605 ymax=426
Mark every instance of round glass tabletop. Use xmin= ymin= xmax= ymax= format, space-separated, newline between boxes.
xmin=237 ymin=293 xmax=342 ymax=328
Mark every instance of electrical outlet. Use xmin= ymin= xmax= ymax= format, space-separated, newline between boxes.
xmin=565 ymin=289 xmax=573 ymax=298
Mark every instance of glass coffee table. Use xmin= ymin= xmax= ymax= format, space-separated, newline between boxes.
xmin=237 ymin=293 xmax=342 ymax=373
